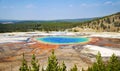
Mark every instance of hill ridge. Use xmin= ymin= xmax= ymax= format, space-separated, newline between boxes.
xmin=72 ymin=12 xmax=120 ymax=32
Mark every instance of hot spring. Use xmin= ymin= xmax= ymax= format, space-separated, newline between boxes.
xmin=36 ymin=36 xmax=90 ymax=45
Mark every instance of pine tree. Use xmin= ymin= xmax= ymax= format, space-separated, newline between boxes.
xmin=19 ymin=53 xmax=29 ymax=71
xmin=91 ymin=63 xmax=98 ymax=71
xmin=70 ymin=64 xmax=78 ymax=71
xmin=57 ymin=65 xmax=62 ymax=71
xmin=30 ymin=54 xmax=39 ymax=71
xmin=61 ymin=61 xmax=66 ymax=71
xmin=46 ymin=50 xmax=59 ymax=71
xmin=106 ymin=54 xmax=120 ymax=71
xmin=106 ymin=18 xmax=111 ymax=24
xmin=41 ymin=67 xmax=45 ymax=71
xmin=87 ymin=67 xmax=92 ymax=71
xmin=87 ymin=52 xmax=105 ymax=71
xmin=96 ymin=52 xmax=105 ymax=71
xmin=82 ymin=68 xmax=85 ymax=71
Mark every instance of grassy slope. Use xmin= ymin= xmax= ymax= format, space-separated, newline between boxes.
xmin=72 ymin=12 xmax=120 ymax=32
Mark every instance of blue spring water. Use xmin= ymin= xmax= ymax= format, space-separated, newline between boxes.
xmin=36 ymin=36 xmax=89 ymax=44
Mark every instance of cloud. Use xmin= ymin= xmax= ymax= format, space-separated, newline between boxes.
xmin=25 ymin=4 xmax=37 ymax=8
xmin=104 ymin=1 xmax=113 ymax=5
xmin=80 ymin=3 xmax=100 ymax=7
xmin=103 ymin=1 xmax=120 ymax=6
xmin=80 ymin=3 xmax=87 ymax=7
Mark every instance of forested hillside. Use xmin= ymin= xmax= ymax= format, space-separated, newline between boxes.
xmin=72 ymin=12 xmax=120 ymax=32
xmin=0 ymin=22 xmax=78 ymax=32
xmin=0 ymin=12 xmax=120 ymax=33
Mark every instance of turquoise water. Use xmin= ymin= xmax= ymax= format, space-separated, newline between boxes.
xmin=36 ymin=36 xmax=89 ymax=45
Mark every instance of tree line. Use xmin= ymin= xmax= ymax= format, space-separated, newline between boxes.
xmin=0 ymin=22 xmax=81 ymax=33
xmin=19 ymin=50 xmax=120 ymax=71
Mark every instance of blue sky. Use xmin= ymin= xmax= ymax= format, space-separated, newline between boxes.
xmin=0 ymin=0 xmax=120 ymax=20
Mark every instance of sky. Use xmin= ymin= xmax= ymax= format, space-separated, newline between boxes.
xmin=0 ymin=0 xmax=120 ymax=20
